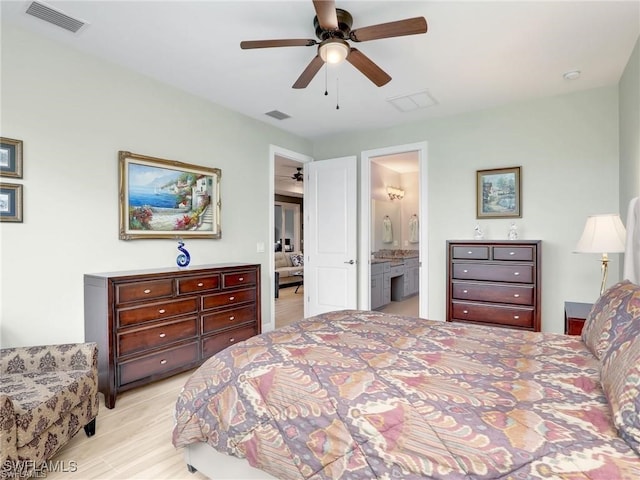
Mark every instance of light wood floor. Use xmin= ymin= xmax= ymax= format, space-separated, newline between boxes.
xmin=274 ymin=283 xmax=304 ymax=328
xmin=46 ymin=370 xmax=205 ymax=480
xmin=45 ymin=292 xmax=418 ymax=479
xmin=274 ymin=283 xmax=420 ymax=328
xmin=379 ymin=294 xmax=419 ymax=317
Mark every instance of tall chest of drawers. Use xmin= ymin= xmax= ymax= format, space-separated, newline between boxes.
xmin=84 ymin=263 xmax=261 ymax=408
xmin=446 ymin=240 xmax=541 ymax=331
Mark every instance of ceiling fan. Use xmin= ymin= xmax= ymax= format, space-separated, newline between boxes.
xmin=240 ymin=0 xmax=428 ymax=89
xmin=277 ymin=167 xmax=304 ymax=182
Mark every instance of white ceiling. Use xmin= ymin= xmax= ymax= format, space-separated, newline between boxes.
xmin=2 ymin=0 xmax=639 ymax=144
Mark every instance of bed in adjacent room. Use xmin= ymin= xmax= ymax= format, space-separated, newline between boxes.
xmin=172 ymin=280 xmax=640 ymax=479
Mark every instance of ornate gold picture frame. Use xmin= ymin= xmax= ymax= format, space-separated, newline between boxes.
xmin=119 ymin=151 xmax=221 ymax=240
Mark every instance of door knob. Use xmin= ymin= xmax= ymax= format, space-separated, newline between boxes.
xmin=344 ymin=259 xmax=355 ymax=264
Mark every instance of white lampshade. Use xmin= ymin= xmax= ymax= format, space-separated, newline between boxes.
xmin=575 ymin=214 xmax=626 ymax=254
xmin=319 ymin=39 xmax=349 ymax=64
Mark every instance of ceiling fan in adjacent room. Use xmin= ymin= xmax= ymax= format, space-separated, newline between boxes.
xmin=240 ymin=0 xmax=428 ymax=89
xmin=277 ymin=167 xmax=304 ymax=182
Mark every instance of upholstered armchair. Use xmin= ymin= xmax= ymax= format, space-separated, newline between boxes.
xmin=0 ymin=343 xmax=99 ymax=478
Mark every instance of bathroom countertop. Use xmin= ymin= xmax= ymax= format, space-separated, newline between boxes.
xmin=374 ymin=253 xmax=419 ymax=260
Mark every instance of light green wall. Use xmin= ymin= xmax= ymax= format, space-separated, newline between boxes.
xmin=0 ymin=24 xmax=311 ymax=346
xmin=620 ymin=35 xmax=640 ymax=219
xmin=312 ymin=88 xmax=621 ymax=332
xmin=1 ymin=23 xmax=635 ymax=344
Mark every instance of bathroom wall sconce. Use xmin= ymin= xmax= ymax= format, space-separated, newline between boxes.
xmin=387 ymin=186 xmax=405 ymax=200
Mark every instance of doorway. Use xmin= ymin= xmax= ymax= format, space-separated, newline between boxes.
xmin=269 ymin=146 xmax=312 ymax=331
xmin=360 ymin=142 xmax=428 ymax=318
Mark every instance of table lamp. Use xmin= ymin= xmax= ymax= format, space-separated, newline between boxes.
xmin=575 ymin=213 xmax=626 ymax=295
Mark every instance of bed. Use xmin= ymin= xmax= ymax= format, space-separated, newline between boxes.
xmin=172 ymin=280 xmax=640 ymax=479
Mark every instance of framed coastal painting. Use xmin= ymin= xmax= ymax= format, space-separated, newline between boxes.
xmin=476 ymin=166 xmax=521 ymax=218
xmin=0 ymin=137 xmax=23 ymax=179
xmin=0 ymin=183 xmax=23 ymax=223
xmin=118 ymin=151 xmax=221 ymax=240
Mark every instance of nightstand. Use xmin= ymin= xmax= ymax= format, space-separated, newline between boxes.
xmin=564 ymin=301 xmax=593 ymax=335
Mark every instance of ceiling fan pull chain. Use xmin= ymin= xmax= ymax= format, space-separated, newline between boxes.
xmin=324 ymin=63 xmax=328 ymax=96
xmin=336 ymin=77 xmax=340 ymax=110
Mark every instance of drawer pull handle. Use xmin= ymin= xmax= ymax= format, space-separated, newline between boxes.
xmin=463 ymin=269 xmax=468 ymax=273
xmin=238 ymin=277 xmax=244 ymax=281
xmin=462 ymin=289 xmax=468 ymax=293
xmin=513 ymin=272 xmax=520 ymax=276
xmin=197 ymin=282 xmax=204 ymax=287
xmin=160 ymin=359 xmax=167 ymax=365
xmin=467 ymin=251 xmax=473 ymax=254
xmin=158 ymin=309 xmax=166 ymax=314
xmin=229 ymin=316 xmax=235 ymax=321
xmin=229 ymin=296 xmax=235 ymax=301
xmin=159 ymin=333 xmax=166 ymax=338
xmin=462 ymin=310 xmax=469 ymax=314
xmin=514 ymin=315 xmax=520 ymax=319
xmin=229 ymin=338 xmax=235 ymax=343
xmin=144 ymin=289 xmax=151 ymax=294
xmin=514 ymin=294 xmax=520 ymax=298
xmin=509 ymin=251 xmax=515 ymax=256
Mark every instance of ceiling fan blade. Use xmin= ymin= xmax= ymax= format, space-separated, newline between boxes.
xmin=241 ymin=39 xmax=317 ymax=49
xmin=313 ymin=0 xmax=338 ymax=31
xmin=350 ymin=17 xmax=427 ymax=42
xmin=292 ymin=55 xmax=324 ymax=89
xmin=346 ymin=48 xmax=391 ymax=87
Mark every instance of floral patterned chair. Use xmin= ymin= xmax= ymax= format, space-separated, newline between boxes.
xmin=0 ymin=343 xmax=99 ymax=478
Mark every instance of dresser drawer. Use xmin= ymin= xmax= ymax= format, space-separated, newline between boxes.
xmin=177 ymin=274 xmax=220 ymax=294
xmin=117 ymin=297 xmax=198 ymax=327
xmin=452 ymin=263 xmax=533 ymax=283
xmin=451 ymin=302 xmax=533 ymax=329
xmin=452 ymin=282 xmax=534 ymax=305
xmin=202 ymin=288 xmax=256 ymax=310
xmin=202 ymin=305 xmax=256 ymax=334
xmin=116 ymin=279 xmax=174 ymax=304
xmin=202 ymin=325 xmax=257 ymax=358
xmin=452 ymin=246 xmax=489 ymax=260
xmin=389 ymin=264 xmax=405 ymax=277
xmin=493 ymin=246 xmax=534 ymax=262
xmin=222 ymin=271 xmax=257 ymax=288
xmin=118 ymin=341 xmax=199 ymax=386
xmin=118 ymin=317 xmax=198 ymax=357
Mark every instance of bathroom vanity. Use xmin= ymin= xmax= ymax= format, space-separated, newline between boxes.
xmin=370 ymin=251 xmax=419 ymax=309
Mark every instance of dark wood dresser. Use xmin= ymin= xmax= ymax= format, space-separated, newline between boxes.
xmin=84 ymin=263 xmax=261 ymax=408
xmin=447 ymin=240 xmax=541 ymax=331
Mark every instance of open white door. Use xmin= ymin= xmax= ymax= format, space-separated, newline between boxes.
xmin=305 ymin=156 xmax=358 ymax=317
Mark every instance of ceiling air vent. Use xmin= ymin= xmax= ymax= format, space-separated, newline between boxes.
xmin=387 ymin=90 xmax=438 ymax=113
xmin=265 ymin=110 xmax=291 ymax=121
xmin=26 ymin=1 xmax=87 ymax=33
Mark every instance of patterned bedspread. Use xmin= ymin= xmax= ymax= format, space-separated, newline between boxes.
xmin=172 ymin=310 xmax=640 ymax=479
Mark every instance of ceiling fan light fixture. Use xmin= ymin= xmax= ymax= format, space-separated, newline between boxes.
xmin=319 ymin=39 xmax=349 ymax=64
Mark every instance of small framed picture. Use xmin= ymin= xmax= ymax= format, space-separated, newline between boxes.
xmin=477 ymin=166 xmax=521 ymax=218
xmin=0 ymin=183 xmax=23 ymax=222
xmin=0 ymin=137 xmax=23 ymax=179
